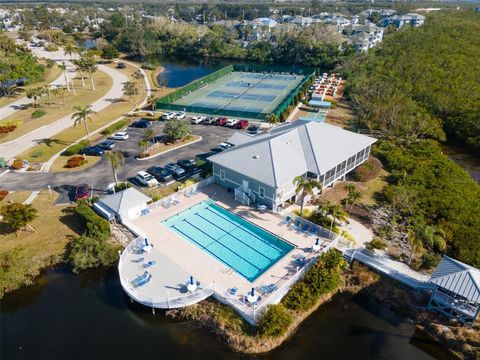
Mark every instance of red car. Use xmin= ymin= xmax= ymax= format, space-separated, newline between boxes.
xmin=215 ymin=117 xmax=227 ymax=126
xmin=74 ymin=184 xmax=89 ymax=201
xmin=236 ymin=120 xmax=249 ymax=129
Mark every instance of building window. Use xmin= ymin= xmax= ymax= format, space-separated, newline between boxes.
xmin=259 ymin=187 xmax=265 ymax=198
xmin=219 ymin=170 xmax=225 ymax=180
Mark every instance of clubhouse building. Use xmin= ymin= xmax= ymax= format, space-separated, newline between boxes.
xmin=208 ymin=120 xmax=376 ymax=210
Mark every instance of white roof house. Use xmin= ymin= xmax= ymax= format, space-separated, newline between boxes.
xmin=428 ymin=256 xmax=480 ymax=324
xmin=208 ymin=120 xmax=376 ymax=209
xmin=94 ymin=188 xmax=151 ymax=222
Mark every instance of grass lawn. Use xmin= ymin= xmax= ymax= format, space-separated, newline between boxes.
xmin=49 ymin=155 xmax=101 ymax=173
xmin=142 ymin=135 xmax=201 ymax=158
xmin=0 ymin=191 xmax=31 ymax=204
xmin=19 ymin=64 xmax=147 ymax=163
xmin=0 ymin=64 xmax=62 ymax=108
xmin=0 ymin=69 xmax=113 ymax=143
xmin=142 ymin=182 xmax=181 ymax=200
xmin=0 ymin=191 xmax=82 ymax=264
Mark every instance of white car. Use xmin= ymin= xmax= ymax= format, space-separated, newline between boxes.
xmin=175 ymin=111 xmax=186 ymax=119
xmin=225 ymin=118 xmax=238 ymax=127
xmin=136 ymin=171 xmax=159 ymax=187
xmin=110 ymin=131 xmax=129 ymax=140
xmin=191 ymin=116 xmax=206 ymax=124
xmin=161 ymin=112 xmax=175 ymax=120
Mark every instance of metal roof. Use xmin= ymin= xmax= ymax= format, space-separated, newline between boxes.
xmin=309 ymin=100 xmax=331 ymax=108
xmin=209 ymin=120 xmax=376 ymax=188
xmin=98 ymin=188 xmax=151 ymax=215
xmin=430 ymin=256 xmax=480 ymax=304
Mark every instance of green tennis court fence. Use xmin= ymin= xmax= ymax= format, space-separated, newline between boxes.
xmin=273 ymin=71 xmax=315 ymax=118
xmin=155 ymin=103 xmax=267 ymax=120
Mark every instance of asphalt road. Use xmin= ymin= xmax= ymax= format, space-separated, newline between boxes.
xmin=0 ymin=122 xmax=235 ymax=194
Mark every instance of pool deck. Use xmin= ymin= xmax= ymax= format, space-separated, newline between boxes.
xmin=119 ymin=184 xmax=334 ymax=320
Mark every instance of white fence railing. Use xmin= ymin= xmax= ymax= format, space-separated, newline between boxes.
xmin=118 ymin=236 xmax=214 ymax=309
xmin=432 ymin=291 xmax=478 ymax=317
xmin=148 ymin=176 xmax=214 ymax=211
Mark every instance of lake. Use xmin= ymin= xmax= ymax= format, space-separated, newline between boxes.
xmin=0 ymin=266 xmax=453 ymax=360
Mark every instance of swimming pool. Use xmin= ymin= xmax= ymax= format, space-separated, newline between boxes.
xmin=162 ymin=200 xmax=294 ymax=282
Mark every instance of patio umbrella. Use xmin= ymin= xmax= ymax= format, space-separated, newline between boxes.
xmin=190 ymin=276 xmax=194 ymax=285
xmin=315 ymin=238 xmax=320 ymax=246
xmin=144 ymin=238 xmax=148 ymax=246
xmin=251 ymin=287 xmax=255 ymax=297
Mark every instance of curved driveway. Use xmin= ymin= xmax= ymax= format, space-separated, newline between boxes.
xmin=0 ymin=65 xmax=129 ymax=161
xmin=0 ymin=125 xmax=235 ymax=193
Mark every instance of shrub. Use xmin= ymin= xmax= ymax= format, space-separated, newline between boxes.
xmin=354 ymin=157 xmax=382 ymax=182
xmin=420 ymin=252 xmax=441 ymax=270
xmin=163 ymin=119 xmax=190 ymax=141
xmin=369 ymin=238 xmax=387 ymax=250
xmin=64 ymin=140 xmax=90 ymax=156
xmin=75 ymin=201 xmax=111 ymax=240
xmin=44 ymin=43 xmax=58 ymax=51
xmin=0 ymin=247 xmax=41 ymax=298
xmin=141 ymin=62 xmax=157 ymax=70
xmin=257 ymin=304 xmax=292 ymax=337
xmin=0 ymin=189 xmax=9 ymax=201
xmin=10 ymin=159 xmax=24 ymax=170
xmin=114 ymin=182 xmax=131 ymax=192
xmin=31 ymin=109 xmax=46 ymax=118
xmin=65 ymin=235 xmax=119 ymax=273
xmin=65 ymin=156 xmax=87 ymax=168
xmin=0 ymin=125 xmax=16 ymax=133
xmin=100 ymin=118 xmax=130 ymax=136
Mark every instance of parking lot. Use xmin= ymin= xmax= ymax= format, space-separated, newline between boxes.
xmin=0 ymin=121 xmax=237 ymax=203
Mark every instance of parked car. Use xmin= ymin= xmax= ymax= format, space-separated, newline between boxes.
xmin=225 ymin=118 xmax=238 ymax=127
xmin=116 ymin=62 xmax=126 ymax=69
xmin=202 ymin=116 xmax=216 ymax=125
xmin=175 ymin=111 xmax=186 ymax=119
xmin=190 ymin=116 xmax=205 ymax=124
xmin=247 ymin=124 xmax=261 ymax=134
xmin=164 ymin=163 xmax=186 ymax=179
xmin=161 ymin=112 xmax=175 ymax=120
xmin=177 ymin=159 xmax=197 ymax=173
xmin=110 ymin=131 xmax=129 ymax=140
xmin=136 ymin=171 xmax=159 ymax=187
xmin=146 ymin=166 xmax=174 ymax=183
xmin=216 ymin=117 xmax=227 ymax=126
xmin=131 ymin=119 xmax=152 ymax=128
xmin=212 ymin=142 xmax=233 ymax=153
xmin=97 ymin=140 xmax=115 ymax=150
xmin=236 ymin=120 xmax=249 ymax=129
xmin=79 ymin=146 xmax=104 ymax=156
xmin=74 ymin=184 xmax=89 ymax=201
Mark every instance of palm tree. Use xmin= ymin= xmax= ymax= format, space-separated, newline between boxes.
xmin=122 ymin=81 xmax=138 ymax=104
xmin=59 ymin=62 xmax=70 ymax=92
xmin=132 ymin=70 xmax=144 ymax=84
xmin=158 ymin=77 xmax=167 ymax=93
xmin=43 ymin=86 xmax=52 ymax=107
xmin=407 ymin=227 xmax=425 ymax=265
xmin=74 ymin=58 xmax=86 ymax=88
xmin=409 ymin=224 xmax=447 ymax=263
xmin=63 ymin=41 xmax=77 ymax=60
xmin=320 ymin=201 xmax=348 ymax=235
xmin=293 ymin=175 xmax=322 ymax=217
xmin=83 ymin=55 xmax=97 ymax=91
xmin=71 ymin=105 xmax=96 ymax=140
xmin=105 ymin=150 xmax=125 ymax=186
xmin=26 ymin=87 xmax=42 ymax=107
xmin=51 ymin=86 xmax=66 ymax=105
xmin=266 ymin=114 xmax=280 ymax=128
xmin=147 ymin=95 xmax=157 ymax=112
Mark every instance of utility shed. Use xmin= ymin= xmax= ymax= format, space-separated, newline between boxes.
xmin=94 ymin=188 xmax=152 ymax=222
xmin=428 ymin=256 xmax=480 ymax=325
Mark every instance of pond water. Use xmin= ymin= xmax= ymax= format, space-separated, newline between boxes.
xmin=153 ymin=58 xmax=228 ymax=88
xmin=1 ymin=266 xmax=454 ymax=360
xmin=441 ymin=144 xmax=480 ymax=184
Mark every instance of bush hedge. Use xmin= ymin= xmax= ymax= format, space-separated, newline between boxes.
xmin=282 ymin=250 xmax=345 ymax=311
xmin=65 ymin=156 xmax=87 ymax=168
xmin=257 ymin=304 xmax=292 ymax=337
xmin=64 ymin=140 xmax=91 ymax=156
xmin=75 ymin=201 xmax=111 ymax=240
xmin=100 ymin=118 xmax=130 ymax=136
xmin=10 ymin=159 xmax=23 ymax=170
xmin=354 ymin=157 xmax=382 ymax=182
xmin=0 ymin=189 xmax=9 ymax=201
xmin=31 ymin=109 xmax=46 ymax=118
xmin=0 ymin=125 xmax=16 ymax=133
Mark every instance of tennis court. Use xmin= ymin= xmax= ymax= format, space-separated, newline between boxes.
xmin=171 ymin=71 xmax=304 ymax=116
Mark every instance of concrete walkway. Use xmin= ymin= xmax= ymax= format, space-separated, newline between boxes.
xmin=0 ymin=38 xmax=77 ymax=122
xmin=0 ymin=65 xmax=128 ymax=161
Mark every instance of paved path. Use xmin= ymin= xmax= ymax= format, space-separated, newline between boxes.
xmin=0 ymin=39 xmax=77 ymax=122
xmin=0 ymin=65 xmax=128 ymax=161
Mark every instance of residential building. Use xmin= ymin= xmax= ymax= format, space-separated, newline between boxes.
xmin=379 ymin=13 xmax=426 ymax=28
xmin=344 ymin=23 xmax=384 ymax=52
xmin=208 ymin=120 xmax=376 ymax=210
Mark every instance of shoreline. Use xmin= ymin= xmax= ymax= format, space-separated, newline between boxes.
xmin=152 ymin=66 xmax=165 ymax=88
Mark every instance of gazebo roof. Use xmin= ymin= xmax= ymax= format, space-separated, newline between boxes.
xmin=430 ymin=256 xmax=480 ymax=303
